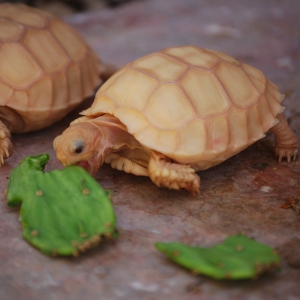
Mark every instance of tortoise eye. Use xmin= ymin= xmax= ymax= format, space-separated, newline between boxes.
xmin=73 ymin=140 xmax=85 ymax=154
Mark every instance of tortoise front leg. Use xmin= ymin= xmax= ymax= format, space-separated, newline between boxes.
xmin=0 ymin=120 xmax=13 ymax=166
xmin=269 ymin=113 xmax=298 ymax=162
xmin=148 ymin=151 xmax=200 ymax=194
xmin=105 ymin=147 xmax=150 ymax=176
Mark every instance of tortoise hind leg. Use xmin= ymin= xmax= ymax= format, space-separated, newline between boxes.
xmin=148 ymin=151 xmax=200 ymax=195
xmin=0 ymin=120 xmax=13 ymax=166
xmin=269 ymin=113 xmax=298 ymax=162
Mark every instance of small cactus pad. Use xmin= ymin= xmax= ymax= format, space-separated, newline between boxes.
xmin=6 ymin=154 xmax=117 ymax=256
xmin=155 ymin=235 xmax=280 ymax=280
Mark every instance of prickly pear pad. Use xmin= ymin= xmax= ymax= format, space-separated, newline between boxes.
xmin=155 ymin=235 xmax=280 ymax=280
xmin=6 ymin=154 xmax=117 ymax=256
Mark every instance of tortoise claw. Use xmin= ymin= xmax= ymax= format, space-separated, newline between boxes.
xmin=0 ymin=127 xmax=13 ymax=166
xmin=274 ymin=145 xmax=298 ymax=163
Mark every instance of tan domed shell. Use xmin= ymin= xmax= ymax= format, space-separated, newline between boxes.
xmin=0 ymin=3 xmax=101 ymax=133
xmin=82 ymin=46 xmax=284 ymax=170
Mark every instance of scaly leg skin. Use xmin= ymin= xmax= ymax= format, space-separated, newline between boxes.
xmin=148 ymin=151 xmax=200 ymax=195
xmin=270 ymin=113 xmax=298 ymax=162
xmin=0 ymin=120 xmax=13 ymax=166
xmin=105 ymin=153 xmax=149 ymax=176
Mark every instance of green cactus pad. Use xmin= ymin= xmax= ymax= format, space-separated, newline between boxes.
xmin=155 ymin=235 xmax=280 ymax=280
xmin=6 ymin=154 xmax=117 ymax=256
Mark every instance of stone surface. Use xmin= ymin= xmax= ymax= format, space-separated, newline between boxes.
xmin=0 ymin=0 xmax=300 ymax=299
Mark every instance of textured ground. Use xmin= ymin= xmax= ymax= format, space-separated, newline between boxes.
xmin=0 ymin=0 xmax=300 ymax=299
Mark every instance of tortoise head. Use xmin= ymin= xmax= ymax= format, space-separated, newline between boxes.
xmin=53 ymin=122 xmax=110 ymax=175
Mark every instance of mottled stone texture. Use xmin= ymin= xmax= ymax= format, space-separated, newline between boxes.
xmin=0 ymin=0 xmax=299 ymax=299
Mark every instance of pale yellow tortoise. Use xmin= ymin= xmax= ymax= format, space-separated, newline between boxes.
xmin=54 ymin=46 xmax=299 ymax=194
xmin=0 ymin=3 xmax=114 ymax=166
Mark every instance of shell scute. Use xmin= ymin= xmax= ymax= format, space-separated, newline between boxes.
xmin=87 ymin=95 xmax=116 ymax=115
xmin=105 ymin=69 xmax=158 ymax=111
xmin=180 ymin=68 xmax=230 ymax=118
xmin=266 ymin=80 xmax=282 ymax=103
xmin=94 ymin=67 xmax=127 ymax=99
xmin=214 ymin=61 xmax=260 ymax=109
xmin=0 ymin=43 xmax=42 ymax=90
xmin=48 ymin=18 xmax=87 ymax=62
xmin=0 ymin=4 xmax=48 ymax=28
xmin=226 ymin=107 xmax=248 ymax=152
xmin=265 ymin=81 xmax=284 ymax=116
xmin=205 ymin=115 xmax=229 ymax=157
xmin=80 ymin=62 xmax=94 ymax=99
xmin=51 ymin=73 xmax=67 ymax=109
xmin=0 ymin=82 xmax=14 ymax=105
xmin=23 ymin=28 xmax=69 ymax=74
xmin=8 ymin=90 xmax=29 ymax=111
xmin=157 ymin=130 xmax=178 ymax=155
xmin=86 ymin=52 xmax=101 ymax=87
xmin=175 ymin=118 xmax=206 ymax=163
xmin=135 ymin=126 xmax=178 ymax=156
xmin=256 ymin=95 xmax=277 ymax=132
xmin=246 ymin=105 xmax=265 ymax=142
xmin=65 ymin=63 xmax=82 ymax=106
xmin=0 ymin=19 xmax=24 ymax=42
xmin=114 ymin=107 xmax=148 ymax=134
xmin=132 ymin=53 xmax=188 ymax=82
xmin=205 ymin=48 xmax=240 ymax=65
xmin=28 ymin=77 xmax=52 ymax=111
xmin=162 ymin=46 xmax=220 ymax=69
xmin=241 ymin=63 xmax=266 ymax=94
xmin=144 ymin=83 xmax=195 ymax=130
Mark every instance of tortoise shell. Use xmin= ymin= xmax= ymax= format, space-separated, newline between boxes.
xmin=81 ymin=46 xmax=284 ymax=170
xmin=0 ymin=3 xmax=101 ymax=133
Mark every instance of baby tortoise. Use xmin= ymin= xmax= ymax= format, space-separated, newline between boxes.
xmin=54 ymin=46 xmax=298 ymax=194
xmin=0 ymin=3 xmax=114 ymax=166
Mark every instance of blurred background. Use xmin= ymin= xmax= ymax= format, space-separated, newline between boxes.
xmin=0 ymin=0 xmax=135 ymax=15
xmin=0 ymin=1 xmax=299 ymax=299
